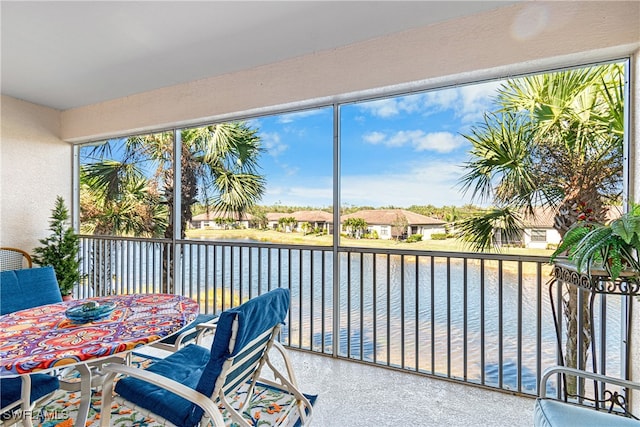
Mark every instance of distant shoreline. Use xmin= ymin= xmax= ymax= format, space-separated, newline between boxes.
xmin=185 ymin=228 xmax=554 ymax=257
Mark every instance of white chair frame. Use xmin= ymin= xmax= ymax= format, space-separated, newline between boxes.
xmin=100 ymin=319 xmax=313 ymax=427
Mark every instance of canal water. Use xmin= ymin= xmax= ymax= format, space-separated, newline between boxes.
xmin=84 ymin=239 xmax=625 ymax=394
xmin=177 ymin=242 xmax=625 ymax=393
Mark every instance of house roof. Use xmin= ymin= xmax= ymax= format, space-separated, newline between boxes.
xmin=290 ymin=210 xmax=333 ymax=223
xmin=265 ymin=212 xmax=289 ymax=221
xmin=191 ymin=211 xmax=254 ymax=221
xmin=521 ymin=205 xmax=624 ymax=228
xmin=341 ymin=209 xmax=445 ymax=226
xmin=522 ymin=207 xmax=556 ymax=228
xmin=266 ymin=210 xmax=333 ymax=223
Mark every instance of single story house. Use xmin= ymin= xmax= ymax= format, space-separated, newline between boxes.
xmin=266 ymin=210 xmax=333 ymax=233
xmin=189 ymin=212 xmax=254 ymax=230
xmin=495 ymin=206 xmax=624 ymax=249
xmin=521 ymin=207 xmax=562 ymax=249
xmin=341 ymin=209 xmax=446 ymax=240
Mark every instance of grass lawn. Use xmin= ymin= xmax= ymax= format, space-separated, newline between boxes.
xmin=185 ymin=228 xmax=554 ymax=258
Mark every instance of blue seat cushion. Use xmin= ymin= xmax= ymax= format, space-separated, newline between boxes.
xmin=0 ymin=374 xmax=60 ymax=410
xmin=116 ymin=289 xmax=290 ymax=427
xmin=114 ymin=344 xmax=211 ymax=427
xmin=0 ymin=267 xmax=62 ymax=315
xmin=188 ymin=288 xmax=290 ymax=425
xmin=534 ymin=398 xmax=640 ymax=427
xmin=159 ymin=313 xmax=217 ymax=346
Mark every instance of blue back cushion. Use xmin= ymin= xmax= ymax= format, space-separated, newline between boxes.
xmin=113 ymin=288 xmax=291 ymax=427
xmin=0 ymin=267 xmax=62 ymax=315
xmin=188 ymin=288 xmax=290 ymax=426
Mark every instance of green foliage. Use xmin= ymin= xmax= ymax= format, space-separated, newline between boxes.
xmin=454 ymin=207 xmax=523 ymax=252
xmin=32 ymin=196 xmax=81 ymax=296
xmin=550 ymin=225 xmax=591 ymax=262
xmin=299 ymin=221 xmax=311 ymax=235
xmin=277 ymin=216 xmax=297 ymax=232
xmin=81 ymin=121 xmax=265 ymax=238
xmin=406 ymin=234 xmax=423 ymax=243
xmin=343 ymin=217 xmax=368 ymax=238
xmin=430 ymin=233 xmax=449 ymax=240
xmin=362 ymin=229 xmax=379 ymax=239
xmin=551 ymin=204 xmax=640 ymax=280
xmin=456 ymin=63 xmax=625 ymax=251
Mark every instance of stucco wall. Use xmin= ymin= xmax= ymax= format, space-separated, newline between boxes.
xmin=0 ymin=96 xmax=70 ymax=254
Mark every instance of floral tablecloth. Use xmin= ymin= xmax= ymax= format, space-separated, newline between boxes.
xmin=0 ymin=294 xmax=198 ymax=376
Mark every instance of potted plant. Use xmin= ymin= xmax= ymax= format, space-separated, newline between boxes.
xmin=551 ymin=203 xmax=640 ymax=280
xmin=33 ymin=196 xmax=82 ymax=298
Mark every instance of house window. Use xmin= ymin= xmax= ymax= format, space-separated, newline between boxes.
xmin=531 ymin=229 xmax=546 ymax=242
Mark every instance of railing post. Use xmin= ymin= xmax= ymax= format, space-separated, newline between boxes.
xmin=332 ymin=103 xmax=341 ymax=358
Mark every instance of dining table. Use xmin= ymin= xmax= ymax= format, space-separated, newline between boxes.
xmin=0 ymin=293 xmax=199 ymax=427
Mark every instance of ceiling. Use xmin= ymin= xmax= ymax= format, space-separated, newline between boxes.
xmin=1 ymin=1 xmax=516 ymax=111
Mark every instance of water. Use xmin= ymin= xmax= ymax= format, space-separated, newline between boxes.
xmin=82 ymin=239 xmax=625 ymax=394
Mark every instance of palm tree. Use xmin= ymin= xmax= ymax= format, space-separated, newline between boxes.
xmin=81 ymin=121 xmax=266 ymax=292
xmin=343 ymin=217 xmax=367 ymax=239
xmin=80 ymin=164 xmax=168 ymax=237
xmin=456 ymin=63 xmax=625 ymax=383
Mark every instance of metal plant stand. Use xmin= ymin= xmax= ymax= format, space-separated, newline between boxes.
xmin=548 ymin=261 xmax=640 ymax=415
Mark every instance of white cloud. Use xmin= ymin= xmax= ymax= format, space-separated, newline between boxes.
xmin=340 ymin=160 xmax=473 ymax=207
xmin=277 ymin=109 xmax=325 ymax=124
xmin=362 ymin=131 xmax=386 ymax=144
xmin=261 ymin=160 xmax=477 ymax=208
xmin=422 ymin=88 xmax=459 ymax=111
xmin=261 ymin=132 xmax=288 ymax=157
xmin=456 ymin=81 xmax=501 ymax=123
xmin=280 ymin=163 xmax=300 ymax=177
xmin=387 ymin=130 xmax=421 ymax=148
xmin=262 ymin=182 xmax=333 ymax=207
xmin=358 ymin=80 xmax=502 ymax=124
xmin=363 ymin=130 xmax=465 ymax=153
xmin=359 ymin=99 xmax=401 ymax=118
xmin=413 ymin=131 xmax=466 ymax=153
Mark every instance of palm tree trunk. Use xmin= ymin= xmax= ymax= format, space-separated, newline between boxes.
xmin=563 ymin=284 xmax=591 ymax=395
xmin=161 ymin=146 xmax=198 ymax=294
xmin=555 ymin=196 xmax=602 ymax=395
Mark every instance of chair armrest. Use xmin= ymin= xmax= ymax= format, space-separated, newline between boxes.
xmin=194 ymin=317 xmax=219 ymax=344
xmin=195 ymin=317 xmax=219 ymax=332
xmin=540 ymin=366 xmax=640 ymax=398
xmin=100 ymin=362 xmax=226 ymax=426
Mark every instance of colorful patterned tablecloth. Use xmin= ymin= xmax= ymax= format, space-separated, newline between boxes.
xmin=0 ymin=294 xmax=199 ymax=376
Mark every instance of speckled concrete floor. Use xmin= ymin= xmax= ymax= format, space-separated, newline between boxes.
xmin=282 ymin=350 xmax=534 ymax=427
xmin=139 ymin=343 xmax=534 ymax=426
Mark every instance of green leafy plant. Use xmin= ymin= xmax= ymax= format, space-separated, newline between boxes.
xmin=33 ymin=196 xmax=82 ymax=296
xmin=551 ymin=204 xmax=640 ymax=280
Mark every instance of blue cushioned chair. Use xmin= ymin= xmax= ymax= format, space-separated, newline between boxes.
xmin=535 ymin=366 xmax=640 ymax=427
xmin=0 ymin=267 xmax=62 ymax=427
xmin=0 ymin=266 xmax=62 ymax=315
xmin=100 ymin=288 xmax=313 ymax=427
xmin=152 ymin=312 xmax=219 ymax=352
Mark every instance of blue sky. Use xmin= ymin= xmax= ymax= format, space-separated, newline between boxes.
xmin=249 ymin=80 xmax=502 ymax=208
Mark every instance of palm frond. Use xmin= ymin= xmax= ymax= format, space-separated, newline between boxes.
xmin=454 ymin=207 xmax=523 ymax=252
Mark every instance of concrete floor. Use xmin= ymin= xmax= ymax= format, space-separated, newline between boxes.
xmin=283 ymin=349 xmax=535 ymax=427
xmin=140 ymin=343 xmax=534 ymax=427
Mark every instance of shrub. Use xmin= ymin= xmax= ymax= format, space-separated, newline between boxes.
xmin=430 ymin=233 xmax=448 ymax=240
xmin=406 ymin=234 xmax=423 ymax=243
xmin=32 ymin=196 xmax=81 ymax=296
